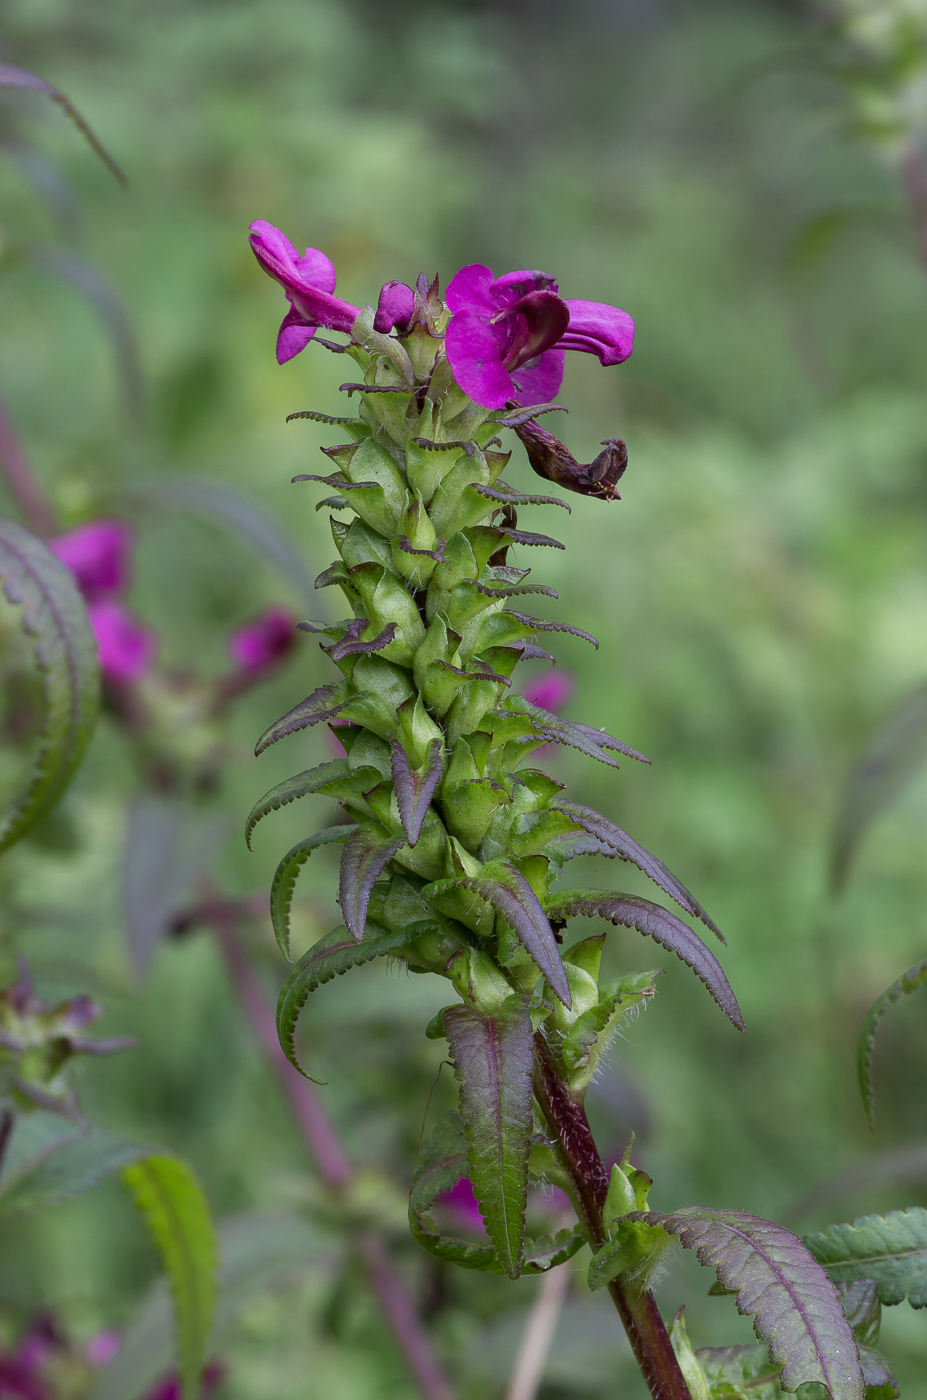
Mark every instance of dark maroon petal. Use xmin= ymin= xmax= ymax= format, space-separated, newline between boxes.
xmin=492 ymin=269 xmax=559 ymax=300
xmin=374 ymin=281 xmax=415 ymax=333
xmin=498 ymin=291 xmax=570 ymax=374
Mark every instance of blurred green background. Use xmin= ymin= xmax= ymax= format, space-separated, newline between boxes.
xmin=2 ymin=0 xmax=927 ymax=1395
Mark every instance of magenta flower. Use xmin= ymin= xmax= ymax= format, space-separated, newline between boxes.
xmin=438 ymin=1176 xmax=485 ymax=1231
xmin=249 ymin=221 xmax=414 ymax=364
xmin=228 ymin=607 xmax=295 ymax=675
xmin=521 ymin=671 xmax=575 ymax=713
xmin=50 ymin=521 xmax=133 ymax=601
xmin=86 ymin=600 xmax=157 ymax=683
xmin=444 ymin=264 xmax=634 ymax=410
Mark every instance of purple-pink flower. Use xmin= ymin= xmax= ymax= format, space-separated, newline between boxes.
xmin=438 ymin=1176 xmax=485 ymax=1231
xmin=228 ymin=606 xmax=295 ymax=676
xmin=50 ymin=521 xmax=133 ymax=602
xmin=521 ymin=671 xmax=575 ymax=713
xmin=445 ymin=264 xmax=634 ymax=410
xmin=86 ymin=600 xmax=156 ymax=683
xmin=248 ymin=221 xmax=414 ymax=364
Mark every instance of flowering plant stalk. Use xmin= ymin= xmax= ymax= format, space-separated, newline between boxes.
xmin=247 ymin=225 xmax=873 ymax=1400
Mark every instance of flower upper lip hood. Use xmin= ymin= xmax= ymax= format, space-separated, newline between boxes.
xmin=444 ymin=263 xmax=634 ymax=410
xmin=248 ymin=220 xmax=414 ymax=365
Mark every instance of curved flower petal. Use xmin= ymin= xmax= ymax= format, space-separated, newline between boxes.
xmin=228 ymin=606 xmax=295 ymax=675
xmin=493 ymin=268 xmax=559 ymax=300
xmin=499 ymin=290 xmax=570 ymax=372
xmin=374 ymin=280 xmax=415 ymax=333
xmin=446 ymin=263 xmax=497 ymax=315
xmin=276 ymin=306 xmax=317 ymax=365
xmin=444 ymin=309 xmax=515 ymax=410
xmin=561 ymin=299 xmax=635 ymax=366
xmin=248 ymin=220 xmax=359 ymax=339
xmin=511 ymin=347 xmax=565 ymax=405
xmin=50 ymin=520 xmax=133 ymax=601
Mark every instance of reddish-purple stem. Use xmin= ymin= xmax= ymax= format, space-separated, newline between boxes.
xmin=0 ymin=390 xmax=57 ymax=537
xmin=208 ymin=901 xmax=454 ymax=1400
xmin=902 ymin=145 xmax=927 ymax=271
xmin=532 ymin=1033 xmax=692 ymax=1400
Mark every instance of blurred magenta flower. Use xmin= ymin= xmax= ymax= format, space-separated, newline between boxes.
xmin=438 ymin=1176 xmax=485 ymax=1231
xmin=84 ymin=1331 xmax=121 ymax=1367
xmin=248 ymin=221 xmax=413 ymax=364
xmin=86 ymin=600 xmax=157 ymax=684
xmin=142 ymin=1361 xmax=225 ymax=1400
xmin=445 ymin=264 xmax=634 ymax=410
xmin=521 ymin=671 xmax=575 ymax=713
xmin=228 ymin=606 xmax=295 ymax=676
xmin=50 ymin=520 xmax=133 ymax=601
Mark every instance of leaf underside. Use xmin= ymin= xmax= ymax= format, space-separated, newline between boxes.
xmin=803 ymin=1207 xmax=927 ymax=1308
xmin=452 ymin=864 xmax=571 ymax=1007
xmin=254 ymin=682 xmax=351 ymax=755
xmin=642 ymin=1207 xmax=864 ymax=1399
xmin=339 ymin=825 xmax=405 ymax=940
xmin=390 ymin=737 xmax=444 ymax=846
xmin=545 ymin=889 xmax=743 ymax=1030
xmin=443 ymin=996 xmax=535 ymax=1279
xmin=270 ymin=825 xmax=354 ymax=960
xmin=122 ymin=1155 xmax=217 ymax=1400
xmin=0 ymin=517 xmax=100 ymax=853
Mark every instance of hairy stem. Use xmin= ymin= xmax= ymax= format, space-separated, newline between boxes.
xmin=208 ymin=899 xmax=455 ymax=1400
xmin=0 ymin=1106 xmax=15 ymax=1178
xmin=0 ymin=389 xmax=57 ymax=537
xmin=532 ymin=1033 xmax=691 ymax=1400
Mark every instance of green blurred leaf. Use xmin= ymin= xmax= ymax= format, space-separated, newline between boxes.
xmin=694 ymin=1343 xmax=782 ymax=1400
xmin=122 ymin=1155 xmax=217 ymax=1400
xmin=0 ymin=517 xmax=100 ymax=853
xmin=442 ymin=994 xmax=535 ymax=1279
xmin=0 ymin=63 xmax=126 ymax=183
xmin=857 ymin=957 xmax=927 ymax=1128
xmin=803 ymin=1207 xmax=927 ymax=1308
xmin=0 ymin=1116 xmax=150 ymax=1216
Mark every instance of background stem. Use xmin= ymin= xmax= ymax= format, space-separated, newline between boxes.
xmin=532 ymin=1033 xmax=691 ymax=1400
xmin=208 ymin=899 xmax=455 ymax=1400
xmin=0 ymin=389 xmax=57 ymax=537
xmin=505 ymin=1259 xmax=570 ymax=1400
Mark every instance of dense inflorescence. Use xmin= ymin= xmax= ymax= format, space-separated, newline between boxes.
xmin=246 ymin=231 xmax=744 ymax=1286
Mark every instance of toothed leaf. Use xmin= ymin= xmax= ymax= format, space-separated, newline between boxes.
xmin=246 ymin=761 xmax=382 ymax=848
xmin=803 ymin=1207 xmax=927 ymax=1308
xmin=642 ymin=1207 xmax=864 ymax=1399
xmin=857 ymin=959 xmax=927 ymax=1128
xmin=441 ymin=997 xmax=535 ymax=1279
xmin=339 ymin=825 xmax=404 ymax=940
xmin=254 ymin=682 xmax=353 ymax=755
xmin=390 ymin=738 xmax=444 ymax=846
xmin=0 ymin=517 xmax=100 ymax=853
xmin=270 ymin=826 xmax=354 ymax=960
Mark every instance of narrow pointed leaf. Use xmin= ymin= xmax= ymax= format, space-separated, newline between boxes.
xmin=390 ymin=738 xmax=444 ymax=846
xmin=122 ymin=1155 xmax=217 ymax=1400
xmin=428 ymin=862 xmax=570 ymax=1006
xmin=270 ymin=826 xmax=354 ymax=960
xmin=857 ymin=959 xmax=927 ymax=1128
xmin=803 ymin=1207 xmax=927 ymax=1308
xmin=641 ymin=1207 xmax=864 ymax=1399
xmin=0 ymin=518 xmax=100 ymax=852
xmin=472 ymin=481 xmax=570 ymax=513
xmin=497 ymin=696 xmax=649 ymax=768
xmin=277 ymin=919 xmax=426 ymax=1076
xmin=442 ymin=997 xmax=535 ymax=1279
xmin=502 ymin=611 xmax=598 ymax=648
xmin=246 ymin=761 xmax=383 ymax=849
xmin=254 ymin=682 xmax=352 ymax=755
xmin=553 ymin=801 xmax=724 ymax=941
xmin=545 ymin=890 xmax=743 ymax=1030
xmin=339 ymin=825 xmax=404 ymax=940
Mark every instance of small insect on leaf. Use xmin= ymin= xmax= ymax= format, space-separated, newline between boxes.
xmin=0 ymin=518 xmax=100 ymax=854
xmin=122 ymin=1155 xmax=217 ymax=1400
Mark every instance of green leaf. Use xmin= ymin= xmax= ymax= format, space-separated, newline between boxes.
xmin=0 ymin=1115 xmax=150 ymax=1216
xmin=803 ymin=1207 xmax=927 ymax=1308
xmin=339 ymin=824 xmax=404 ymax=940
xmin=270 ymin=825 xmax=354 ymax=960
xmin=442 ymin=994 xmax=535 ymax=1279
xmin=857 ymin=958 xmax=927 ymax=1128
xmin=246 ymin=762 xmax=384 ymax=849
xmin=694 ymin=1344 xmax=783 ymax=1400
xmin=0 ymin=517 xmax=100 ymax=853
xmin=560 ymin=970 xmax=659 ymax=1092
xmin=669 ymin=1310 xmax=712 ymax=1400
xmin=276 ymin=919 xmax=424 ymax=1076
xmin=122 ymin=1155 xmax=217 ymax=1400
xmin=408 ymin=1111 xmax=584 ymax=1275
xmin=390 ymin=737 xmax=444 ymax=847
xmin=645 ymin=1207 xmax=864 ymax=1399
xmin=254 ymin=681 xmax=353 ymax=755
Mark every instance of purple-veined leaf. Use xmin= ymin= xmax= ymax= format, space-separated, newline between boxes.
xmin=276 ymin=919 xmax=425 ymax=1076
xmin=409 ymin=1110 xmax=584 ymax=1274
xmin=270 ymin=826 xmax=354 ymax=961
xmin=857 ymin=958 xmax=927 ymax=1129
xmin=640 ymin=1207 xmax=864 ymax=1399
xmin=0 ymin=518 xmax=100 ymax=854
xmin=544 ymin=890 xmax=743 ymax=1030
xmin=0 ymin=64 xmax=126 ymax=184
xmin=498 ymin=696 xmax=649 ymax=768
xmin=339 ymin=825 xmax=404 ymax=941
xmin=485 ymin=403 xmax=567 ymax=430
xmin=441 ymin=997 xmax=535 ymax=1279
xmin=471 ymin=481 xmax=571 ymax=513
xmin=245 ymin=761 xmax=383 ymax=850
xmin=323 ymin=619 xmax=396 ymax=663
xmin=491 ymin=525 xmax=565 ymax=550
xmin=122 ymin=1155 xmax=217 ymax=1400
xmin=803 ymin=1207 xmax=927 ymax=1308
xmin=428 ymin=862 xmax=571 ymax=1007
xmin=553 ymin=801 xmax=724 ymax=942
xmin=502 ymin=611 xmax=598 ymax=648
xmin=831 ymin=680 xmax=927 ymax=892
xmin=254 ymin=682 xmax=353 ymax=756
xmin=390 ymin=738 xmax=444 ymax=847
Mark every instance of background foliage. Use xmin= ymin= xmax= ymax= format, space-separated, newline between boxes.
xmin=2 ymin=0 xmax=927 ymax=1394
